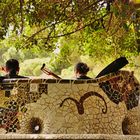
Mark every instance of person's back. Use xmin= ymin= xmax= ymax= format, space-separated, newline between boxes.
xmin=4 ymin=59 xmax=27 ymax=79
xmin=74 ymin=62 xmax=91 ymax=79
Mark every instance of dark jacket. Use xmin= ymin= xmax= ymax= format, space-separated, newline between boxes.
xmin=77 ymin=75 xmax=91 ymax=79
xmin=4 ymin=74 xmax=28 ymax=79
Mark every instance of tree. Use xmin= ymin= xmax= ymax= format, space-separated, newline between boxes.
xmin=0 ymin=0 xmax=139 ymax=49
xmin=0 ymin=0 xmax=140 ymax=77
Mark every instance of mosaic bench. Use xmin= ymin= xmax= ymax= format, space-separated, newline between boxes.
xmin=0 ymin=70 xmax=140 ymax=135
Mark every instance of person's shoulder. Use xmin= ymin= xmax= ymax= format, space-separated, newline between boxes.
xmin=77 ymin=75 xmax=91 ymax=79
xmin=3 ymin=74 xmax=28 ymax=79
xmin=0 ymin=76 xmax=6 ymax=82
xmin=16 ymin=75 xmax=29 ymax=78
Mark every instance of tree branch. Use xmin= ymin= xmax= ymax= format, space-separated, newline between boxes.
xmin=19 ymin=0 xmax=24 ymax=34
xmin=42 ymin=13 xmax=109 ymax=39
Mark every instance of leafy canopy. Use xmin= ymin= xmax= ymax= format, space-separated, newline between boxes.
xmin=0 ymin=0 xmax=138 ymax=48
xmin=0 ymin=0 xmax=140 ymax=77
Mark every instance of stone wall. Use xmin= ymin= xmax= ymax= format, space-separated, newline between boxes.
xmin=0 ymin=70 xmax=139 ymax=134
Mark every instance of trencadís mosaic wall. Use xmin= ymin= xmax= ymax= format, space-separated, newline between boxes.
xmin=0 ymin=70 xmax=140 ymax=135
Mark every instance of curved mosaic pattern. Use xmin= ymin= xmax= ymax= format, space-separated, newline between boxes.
xmin=60 ymin=91 xmax=107 ymax=115
xmin=27 ymin=117 xmax=43 ymax=134
xmin=99 ymin=71 xmax=140 ymax=110
xmin=0 ymin=70 xmax=139 ymax=134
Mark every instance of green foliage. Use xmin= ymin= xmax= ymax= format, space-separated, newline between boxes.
xmin=0 ymin=0 xmax=137 ymax=45
xmin=0 ymin=0 xmax=139 ymax=78
xmin=20 ymin=58 xmax=51 ymax=76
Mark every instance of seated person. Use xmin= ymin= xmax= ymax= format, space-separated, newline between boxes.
xmin=74 ymin=62 xmax=91 ymax=79
xmin=4 ymin=59 xmax=27 ymax=79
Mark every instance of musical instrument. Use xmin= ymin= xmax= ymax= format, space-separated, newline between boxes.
xmin=41 ymin=64 xmax=61 ymax=79
xmin=96 ymin=57 xmax=128 ymax=78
